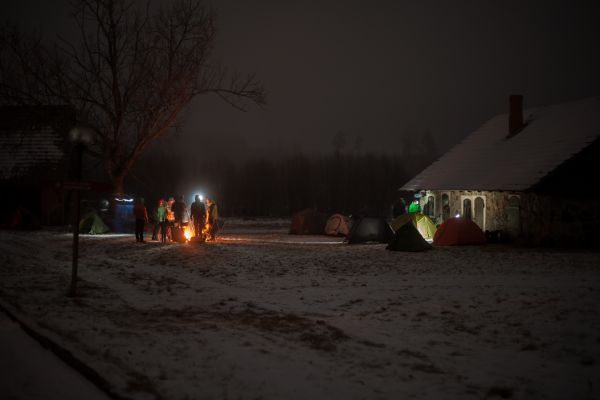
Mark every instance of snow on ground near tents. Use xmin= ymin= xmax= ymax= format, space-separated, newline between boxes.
xmin=0 ymin=223 xmax=599 ymax=400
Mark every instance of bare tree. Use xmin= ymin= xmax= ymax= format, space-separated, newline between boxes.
xmin=0 ymin=0 xmax=266 ymax=193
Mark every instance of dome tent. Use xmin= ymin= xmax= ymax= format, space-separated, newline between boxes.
xmin=433 ymin=217 xmax=486 ymax=246
xmin=289 ymin=209 xmax=328 ymax=235
xmin=324 ymin=213 xmax=352 ymax=236
xmin=390 ymin=212 xmax=437 ymax=240
xmin=79 ymin=210 xmax=110 ymax=234
xmin=387 ymin=222 xmax=432 ymax=252
xmin=346 ymin=217 xmax=393 ymax=244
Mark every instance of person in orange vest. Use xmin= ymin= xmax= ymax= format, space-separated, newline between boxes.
xmin=166 ymin=197 xmax=175 ymax=241
xmin=134 ymin=197 xmax=149 ymax=242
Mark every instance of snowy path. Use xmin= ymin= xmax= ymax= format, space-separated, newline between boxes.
xmin=0 ymin=227 xmax=599 ymax=400
xmin=0 ymin=310 xmax=111 ymax=400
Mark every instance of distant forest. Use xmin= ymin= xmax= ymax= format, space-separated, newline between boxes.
xmin=128 ymin=134 xmax=438 ymax=218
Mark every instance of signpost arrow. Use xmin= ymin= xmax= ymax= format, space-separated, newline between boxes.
xmin=63 ymin=181 xmax=92 ymax=191
xmin=62 ymin=180 xmax=113 ymax=192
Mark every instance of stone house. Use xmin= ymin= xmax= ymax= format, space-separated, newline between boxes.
xmin=400 ymin=96 xmax=600 ymax=246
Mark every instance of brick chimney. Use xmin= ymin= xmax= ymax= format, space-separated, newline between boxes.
xmin=508 ymin=94 xmax=524 ymax=137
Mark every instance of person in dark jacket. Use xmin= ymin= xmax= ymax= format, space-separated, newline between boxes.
xmin=151 ymin=199 xmax=162 ymax=241
xmin=190 ymin=195 xmax=206 ymax=238
xmin=134 ymin=198 xmax=149 ymax=242
xmin=172 ymin=195 xmax=186 ymax=224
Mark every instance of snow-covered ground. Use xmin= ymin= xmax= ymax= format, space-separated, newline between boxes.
xmin=0 ymin=222 xmax=599 ymax=400
xmin=0 ymin=311 xmax=111 ymax=400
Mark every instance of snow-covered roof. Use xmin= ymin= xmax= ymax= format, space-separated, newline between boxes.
xmin=401 ymin=97 xmax=600 ymax=191
xmin=0 ymin=127 xmax=65 ymax=180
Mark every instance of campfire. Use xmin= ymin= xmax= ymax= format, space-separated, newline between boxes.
xmin=178 ymin=221 xmax=208 ymax=244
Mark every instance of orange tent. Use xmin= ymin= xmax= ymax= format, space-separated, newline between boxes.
xmin=433 ymin=217 xmax=486 ymax=246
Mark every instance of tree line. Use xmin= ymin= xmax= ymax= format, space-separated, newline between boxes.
xmin=130 ymin=148 xmax=436 ymax=218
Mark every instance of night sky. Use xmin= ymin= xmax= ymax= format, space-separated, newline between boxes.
xmin=5 ymin=0 xmax=600 ymax=160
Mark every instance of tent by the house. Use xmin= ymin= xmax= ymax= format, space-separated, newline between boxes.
xmin=346 ymin=217 xmax=393 ymax=244
xmin=387 ymin=222 xmax=432 ymax=252
xmin=324 ymin=213 xmax=352 ymax=236
xmin=79 ymin=210 xmax=110 ymax=234
xmin=289 ymin=209 xmax=328 ymax=235
xmin=433 ymin=217 xmax=486 ymax=246
xmin=408 ymin=202 xmax=422 ymax=213
xmin=390 ymin=213 xmax=437 ymax=240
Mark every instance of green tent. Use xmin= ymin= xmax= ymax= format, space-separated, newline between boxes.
xmin=79 ymin=211 xmax=110 ymax=234
xmin=387 ymin=222 xmax=432 ymax=252
xmin=408 ymin=202 xmax=422 ymax=213
xmin=390 ymin=212 xmax=437 ymax=240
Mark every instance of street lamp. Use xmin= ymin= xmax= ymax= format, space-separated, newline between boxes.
xmin=68 ymin=124 xmax=95 ymax=297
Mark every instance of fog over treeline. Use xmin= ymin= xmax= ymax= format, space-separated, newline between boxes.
xmin=128 ymin=131 xmax=437 ymax=217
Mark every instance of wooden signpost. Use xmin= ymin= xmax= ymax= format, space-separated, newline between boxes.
xmin=63 ymin=180 xmax=112 ymax=297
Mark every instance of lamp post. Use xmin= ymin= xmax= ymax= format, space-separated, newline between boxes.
xmin=68 ymin=124 xmax=95 ymax=297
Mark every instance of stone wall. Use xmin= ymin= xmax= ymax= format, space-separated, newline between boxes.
xmin=421 ymin=190 xmax=520 ymax=232
xmin=418 ymin=189 xmax=600 ymax=246
xmin=520 ymin=194 xmax=600 ymax=247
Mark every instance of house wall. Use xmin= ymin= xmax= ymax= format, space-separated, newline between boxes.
xmin=520 ymin=194 xmax=600 ymax=247
xmin=1 ymin=179 xmax=66 ymax=226
xmin=416 ymin=190 xmax=600 ymax=246
xmin=418 ymin=190 xmax=521 ymax=233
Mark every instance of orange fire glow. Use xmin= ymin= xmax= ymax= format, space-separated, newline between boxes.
xmin=184 ymin=227 xmax=192 ymax=241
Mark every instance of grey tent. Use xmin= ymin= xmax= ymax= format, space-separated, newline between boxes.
xmin=346 ymin=217 xmax=393 ymax=244
xmin=387 ymin=222 xmax=432 ymax=252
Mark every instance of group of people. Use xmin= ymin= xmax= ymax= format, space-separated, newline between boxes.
xmin=133 ymin=195 xmax=218 ymax=243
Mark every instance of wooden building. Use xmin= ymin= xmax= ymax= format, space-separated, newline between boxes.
xmin=0 ymin=106 xmax=75 ymax=226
